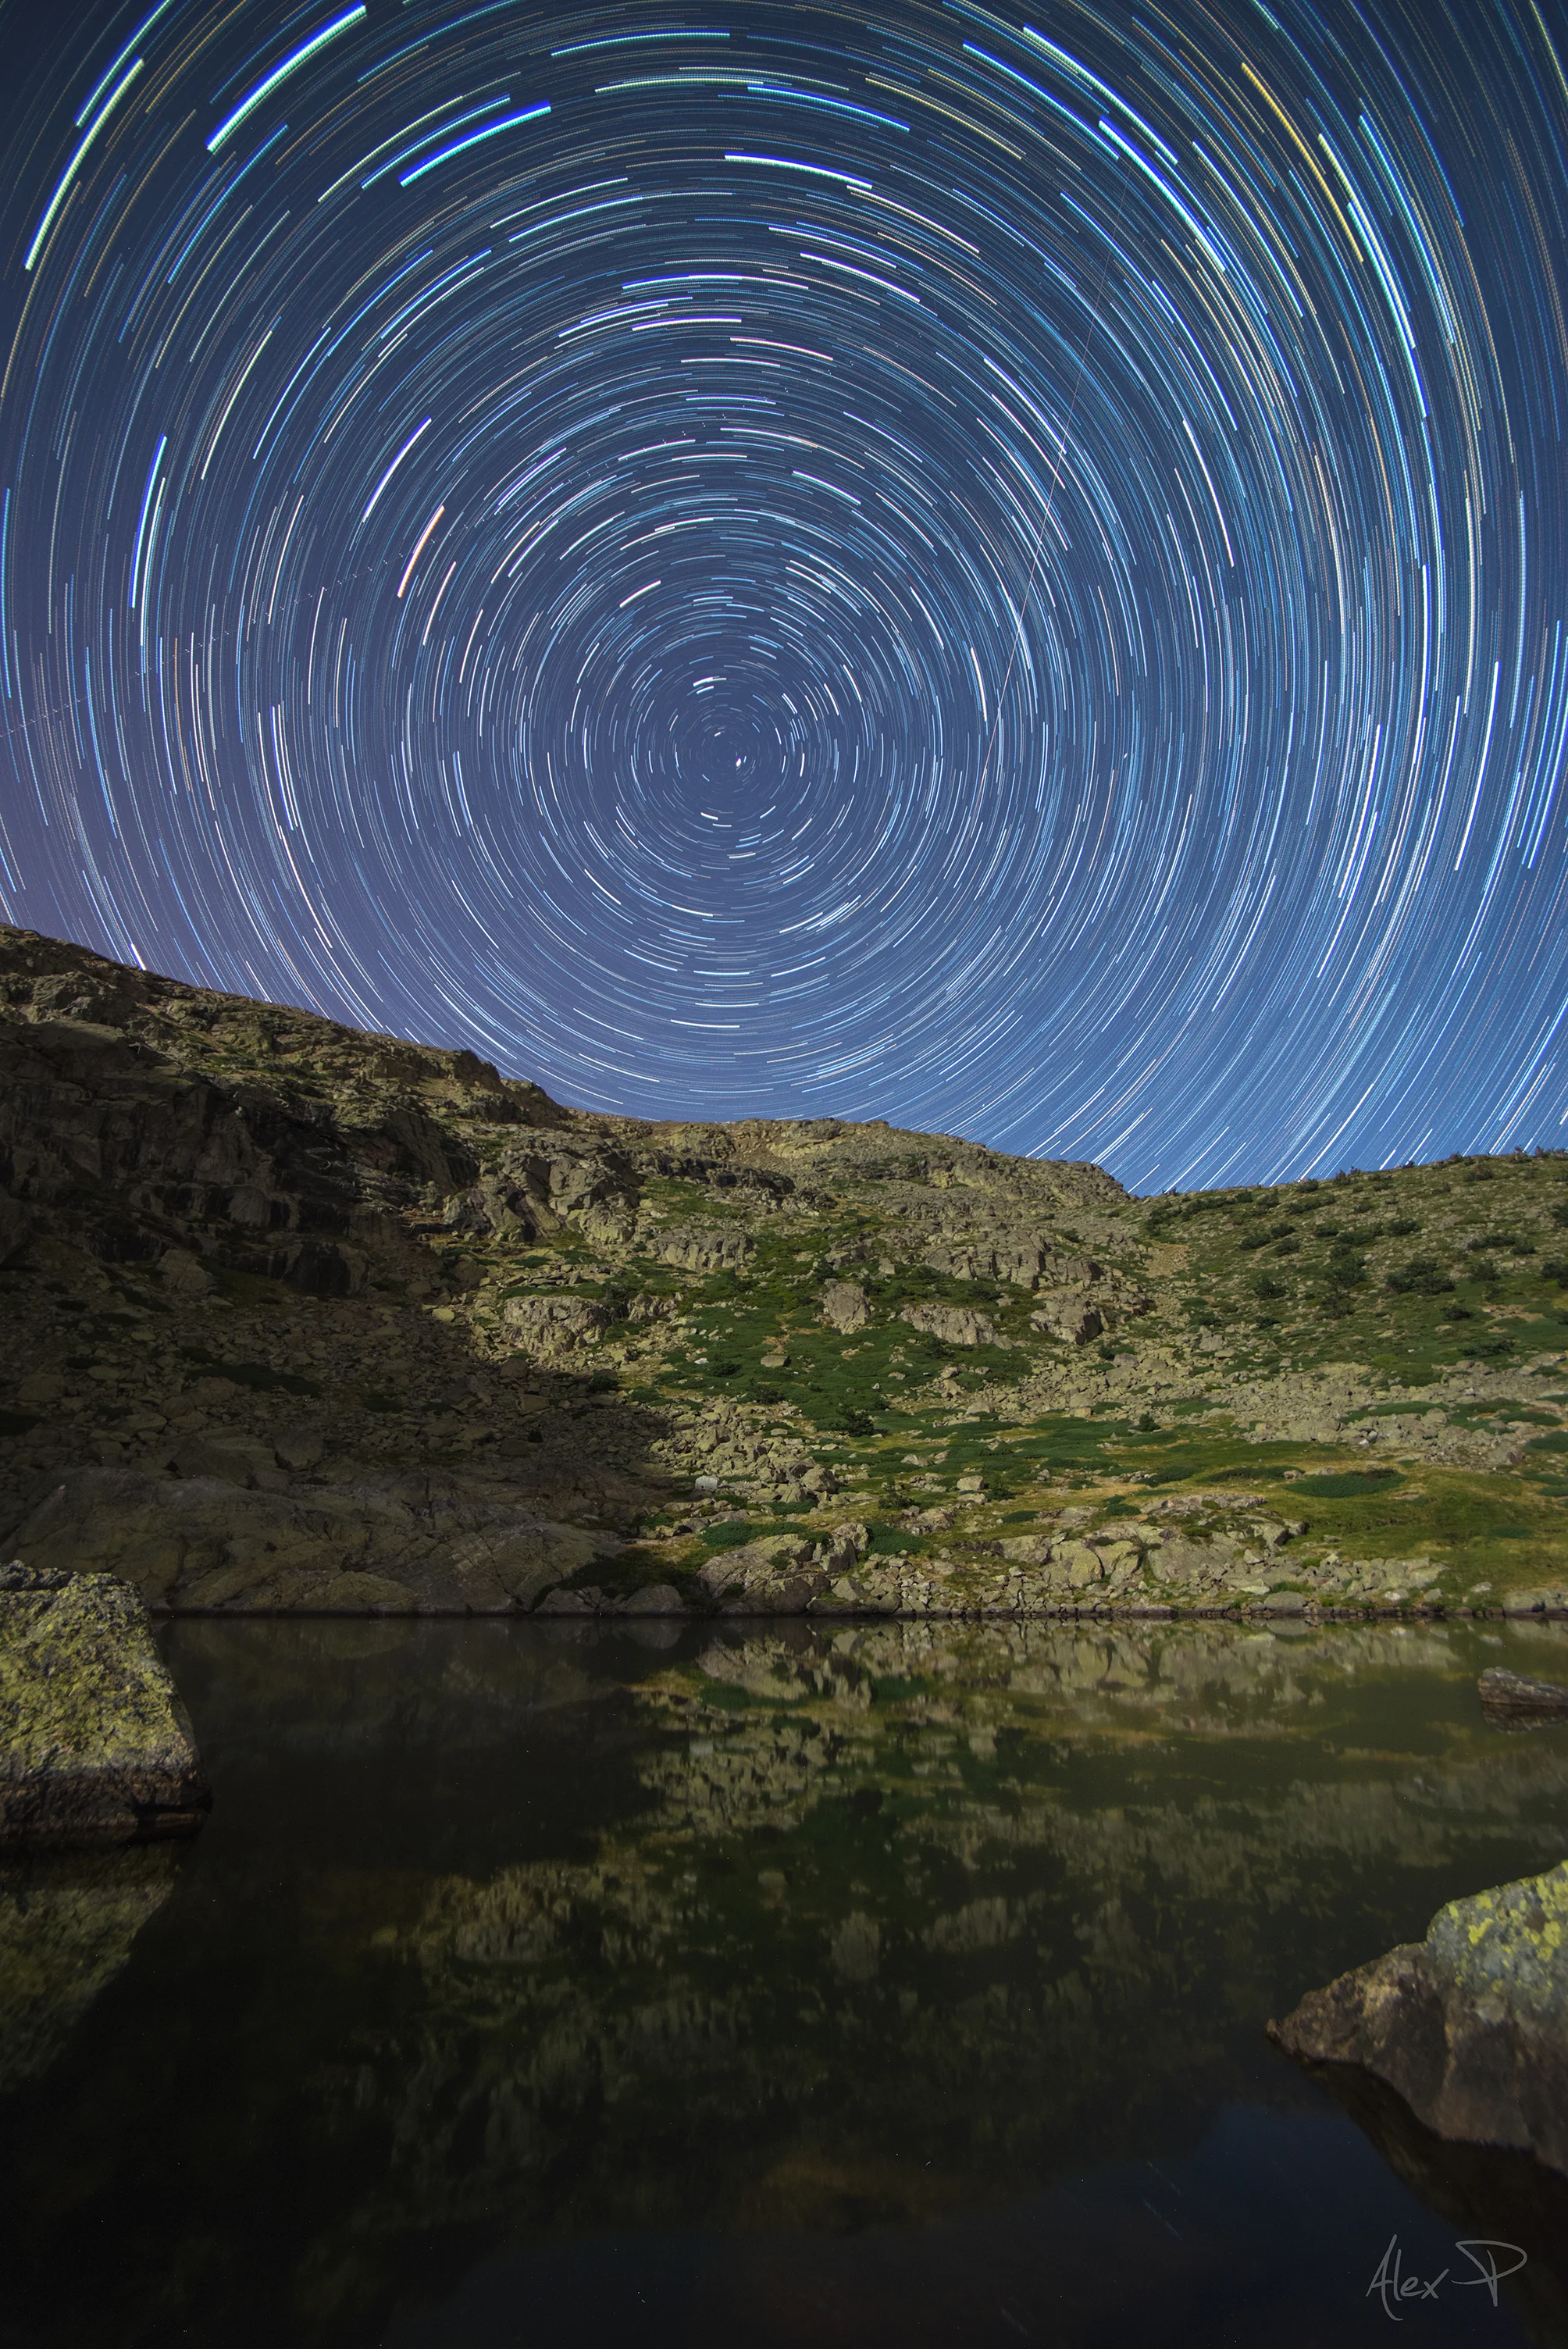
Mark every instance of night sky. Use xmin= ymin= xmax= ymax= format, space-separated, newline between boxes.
xmin=2 ymin=0 xmax=1566 ymax=1188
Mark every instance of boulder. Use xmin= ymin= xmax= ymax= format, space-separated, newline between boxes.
xmin=1269 ymin=1859 xmax=1568 ymax=2176
xmin=694 ymin=1524 xmax=870 ymax=1614
xmin=618 ymin=1584 xmax=687 ymax=1615
xmin=1030 ymin=1289 xmax=1103 ymax=1345
xmin=0 ymin=1563 xmax=211 ymax=1846
xmin=697 ymin=1533 xmax=825 ymax=1613
xmin=820 ymin=1280 xmax=869 ymax=1332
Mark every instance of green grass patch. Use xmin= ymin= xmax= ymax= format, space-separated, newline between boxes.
xmin=700 ymin=1519 xmax=761 ymax=1551
xmin=1289 ymin=1468 xmax=1405 ymax=1498
xmin=866 ymin=1524 xmax=928 ymax=1556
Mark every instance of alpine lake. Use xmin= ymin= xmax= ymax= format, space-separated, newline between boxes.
xmin=4 ymin=1613 xmax=1568 ymax=2349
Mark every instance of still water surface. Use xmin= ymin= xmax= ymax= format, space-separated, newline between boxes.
xmin=4 ymin=1614 xmax=1568 ymax=2349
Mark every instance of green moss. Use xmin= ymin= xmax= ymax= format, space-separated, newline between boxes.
xmin=1289 ymin=1469 xmax=1405 ymax=1499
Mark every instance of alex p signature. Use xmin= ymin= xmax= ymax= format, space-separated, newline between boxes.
xmin=1367 ymin=2236 xmax=1527 ymax=2320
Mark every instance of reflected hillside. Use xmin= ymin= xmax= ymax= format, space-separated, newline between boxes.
xmin=4 ymin=1619 xmax=1566 ymax=2348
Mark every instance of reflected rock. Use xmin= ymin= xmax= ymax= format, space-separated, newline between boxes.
xmin=1480 ymin=1666 xmax=1568 ymax=1720
xmin=1311 ymin=2066 xmax=1568 ymax=2346
xmin=0 ymin=1841 xmax=183 ymax=2093
xmin=1270 ymin=1858 xmax=1568 ymax=2174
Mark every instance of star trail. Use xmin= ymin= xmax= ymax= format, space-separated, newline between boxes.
xmin=2 ymin=0 xmax=1566 ymax=1187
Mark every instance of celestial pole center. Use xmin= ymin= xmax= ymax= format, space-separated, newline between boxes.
xmin=2 ymin=0 xmax=1566 ymax=1185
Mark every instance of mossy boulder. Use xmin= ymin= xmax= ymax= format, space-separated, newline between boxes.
xmin=0 ymin=1563 xmax=211 ymax=1845
xmin=1270 ymin=1859 xmax=1568 ymax=2173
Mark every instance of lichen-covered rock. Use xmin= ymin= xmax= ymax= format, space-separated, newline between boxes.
xmin=1269 ymin=1859 xmax=1568 ymax=2175
xmin=925 ymin=1230 xmax=1051 ymax=1287
xmin=0 ymin=1563 xmax=211 ymax=1845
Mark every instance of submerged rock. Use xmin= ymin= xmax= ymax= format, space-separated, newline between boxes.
xmin=0 ymin=1563 xmax=211 ymax=1845
xmin=1269 ymin=1859 xmax=1568 ymax=2175
xmin=1479 ymin=1665 xmax=1568 ymax=1719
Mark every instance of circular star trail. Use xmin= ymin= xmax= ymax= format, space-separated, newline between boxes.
xmin=2 ymin=0 xmax=1567 ymax=1186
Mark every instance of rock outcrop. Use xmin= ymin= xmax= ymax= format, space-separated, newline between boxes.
xmin=1269 ymin=1859 xmax=1568 ymax=2175
xmin=0 ymin=1563 xmax=211 ymax=1843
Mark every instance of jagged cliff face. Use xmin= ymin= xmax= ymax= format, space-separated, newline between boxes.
xmin=2 ymin=923 xmax=1567 ymax=1618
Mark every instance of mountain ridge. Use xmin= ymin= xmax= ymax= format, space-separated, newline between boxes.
xmin=2 ymin=922 xmax=1566 ymax=1621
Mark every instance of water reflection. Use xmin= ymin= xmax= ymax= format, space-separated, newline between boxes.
xmin=2 ymin=1616 xmax=1566 ymax=2348
xmin=0 ymin=1843 xmax=184 ymax=2096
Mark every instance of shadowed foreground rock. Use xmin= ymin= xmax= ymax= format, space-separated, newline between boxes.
xmin=1269 ymin=1859 xmax=1568 ymax=2176
xmin=0 ymin=1563 xmax=211 ymax=1845
xmin=1479 ymin=1665 xmax=1568 ymax=1719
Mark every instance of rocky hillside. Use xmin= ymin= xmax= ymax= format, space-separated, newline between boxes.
xmin=2 ymin=924 xmax=1566 ymax=1619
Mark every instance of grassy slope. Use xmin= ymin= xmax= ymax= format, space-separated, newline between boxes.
xmin=437 ymin=1142 xmax=1568 ymax=1613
